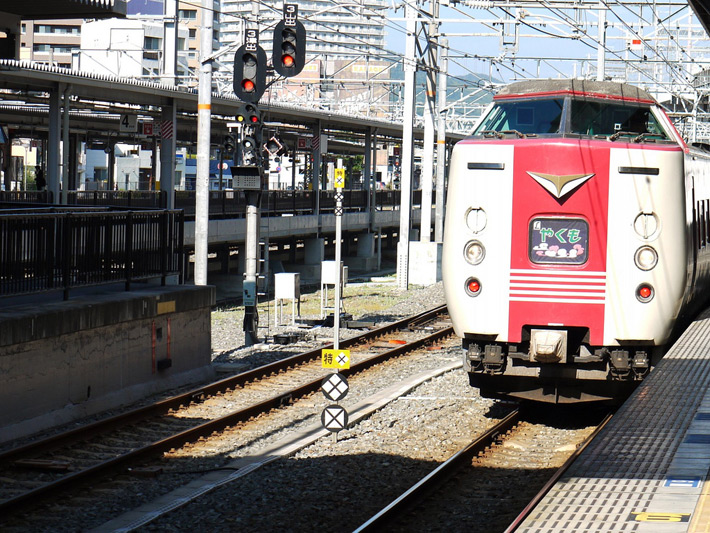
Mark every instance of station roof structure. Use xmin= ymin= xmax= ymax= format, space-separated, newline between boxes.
xmin=0 ymin=0 xmax=126 ymax=19
xmin=0 ymin=60 xmax=449 ymax=150
xmin=689 ymin=0 xmax=710 ymax=37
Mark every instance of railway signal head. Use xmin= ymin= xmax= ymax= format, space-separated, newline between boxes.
xmin=233 ymin=32 xmax=267 ymax=103
xmin=223 ymin=134 xmax=236 ymax=158
xmin=236 ymin=103 xmax=261 ymax=126
xmin=241 ymin=135 xmax=259 ymax=166
xmin=273 ymin=19 xmax=306 ymax=77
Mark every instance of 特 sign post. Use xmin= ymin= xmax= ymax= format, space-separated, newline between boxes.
xmin=321 ymin=165 xmax=348 ymax=439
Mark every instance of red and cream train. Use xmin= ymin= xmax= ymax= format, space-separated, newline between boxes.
xmin=442 ymin=79 xmax=710 ymax=403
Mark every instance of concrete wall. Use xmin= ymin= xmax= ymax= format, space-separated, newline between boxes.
xmin=0 ymin=285 xmax=215 ymax=443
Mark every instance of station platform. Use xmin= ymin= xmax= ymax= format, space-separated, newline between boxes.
xmin=517 ymin=308 xmax=710 ymax=532
xmin=0 ymin=283 xmax=216 ymax=443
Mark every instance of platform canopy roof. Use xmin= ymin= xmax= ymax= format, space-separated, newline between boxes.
xmin=0 ymin=0 xmax=126 ymax=19
xmin=689 ymin=0 xmax=710 ymax=36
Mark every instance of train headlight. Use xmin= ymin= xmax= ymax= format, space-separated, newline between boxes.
xmin=636 ymin=283 xmax=654 ymax=303
xmin=465 ymin=277 xmax=482 ymax=297
xmin=464 ymin=241 xmax=486 ymax=265
xmin=634 ymin=246 xmax=658 ymax=271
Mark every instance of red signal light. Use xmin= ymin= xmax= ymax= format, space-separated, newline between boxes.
xmin=242 ymin=79 xmax=255 ymax=93
xmin=282 ymin=54 xmax=295 ymax=68
xmin=250 ymin=115 xmax=259 ymax=123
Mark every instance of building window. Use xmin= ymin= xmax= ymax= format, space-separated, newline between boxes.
xmin=35 ymin=24 xmax=80 ymax=35
xmin=95 ymin=168 xmax=108 ymax=181
xmin=144 ymin=36 xmax=161 ymax=50
xmin=178 ymin=9 xmax=197 ymax=20
xmin=33 ymin=44 xmax=77 ymax=54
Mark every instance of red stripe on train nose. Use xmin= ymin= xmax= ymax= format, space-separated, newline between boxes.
xmin=507 ymin=140 xmax=610 ymax=345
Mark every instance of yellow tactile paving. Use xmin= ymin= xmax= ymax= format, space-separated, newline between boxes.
xmin=689 ymin=480 xmax=710 ymax=533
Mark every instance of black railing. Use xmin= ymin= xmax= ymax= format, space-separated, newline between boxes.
xmin=0 ymin=209 xmax=184 ymax=300
xmin=68 ymin=190 xmax=167 ymax=209
xmin=0 ymin=190 xmax=54 ymax=207
xmin=0 ymin=188 xmax=425 ymax=218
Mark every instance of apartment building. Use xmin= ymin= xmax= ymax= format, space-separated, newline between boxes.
xmin=17 ymin=1 xmax=211 ymax=85
xmin=79 ymin=17 xmax=189 ymax=82
xmin=20 ymin=20 xmax=82 ymax=68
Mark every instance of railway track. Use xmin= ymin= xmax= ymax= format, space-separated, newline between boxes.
xmin=355 ymin=407 xmax=612 ymax=532
xmin=0 ymin=305 xmax=451 ymax=521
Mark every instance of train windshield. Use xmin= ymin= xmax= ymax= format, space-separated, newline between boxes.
xmin=473 ymin=96 xmax=672 ymax=142
xmin=473 ymin=98 xmax=564 ymax=136
xmin=569 ymin=100 xmax=669 ymax=140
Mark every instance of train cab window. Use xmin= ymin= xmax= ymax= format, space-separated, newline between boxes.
xmin=569 ymin=100 xmax=670 ymax=140
xmin=474 ymin=98 xmax=564 ymax=136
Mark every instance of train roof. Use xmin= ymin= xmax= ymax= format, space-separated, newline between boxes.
xmin=495 ymin=79 xmax=656 ymax=105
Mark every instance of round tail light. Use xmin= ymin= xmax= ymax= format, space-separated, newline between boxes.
xmin=636 ymin=283 xmax=654 ymax=303
xmin=465 ymin=277 xmax=482 ymax=297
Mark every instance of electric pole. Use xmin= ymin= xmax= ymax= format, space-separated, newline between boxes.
xmin=397 ymin=1 xmax=417 ymax=290
xmin=195 ymin=0 xmax=214 ymax=286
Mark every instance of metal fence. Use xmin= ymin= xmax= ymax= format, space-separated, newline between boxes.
xmin=69 ymin=190 xmax=167 ymax=209
xmin=0 ymin=209 xmax=184 ymax=300
xmin=0 ymin=189 xmax=412 ymax=218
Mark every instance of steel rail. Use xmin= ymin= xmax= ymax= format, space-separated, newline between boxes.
xmin=0 ymin=304 xmax=447 ymax=464
xmin=353 ymin=408 xmax=521 ymax=532
xmin=0 ymin=305 xmax=451 ymax=517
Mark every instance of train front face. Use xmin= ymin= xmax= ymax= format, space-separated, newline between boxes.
xmin=442 ymin=80 xmax=687 ymax=403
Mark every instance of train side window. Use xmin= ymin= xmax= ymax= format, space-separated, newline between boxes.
xmin=693 ymin=200 xmax=703 ymax=250
xmin=701 ymin=200 xmax=706 ymax=248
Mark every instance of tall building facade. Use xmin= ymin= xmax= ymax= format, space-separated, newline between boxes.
xmin=219 ymin=0 xmax=387 ymax=59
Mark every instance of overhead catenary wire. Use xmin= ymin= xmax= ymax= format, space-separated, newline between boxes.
xmin=156 ymin=0 xmax=710 ymax=134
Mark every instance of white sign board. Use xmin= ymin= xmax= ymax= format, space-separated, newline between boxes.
xmin=120 ymin=114 xmax=138 ymax=133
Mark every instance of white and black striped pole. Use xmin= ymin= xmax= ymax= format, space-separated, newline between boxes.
xmin=333 ymin=166 xmax=345 ymax=350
